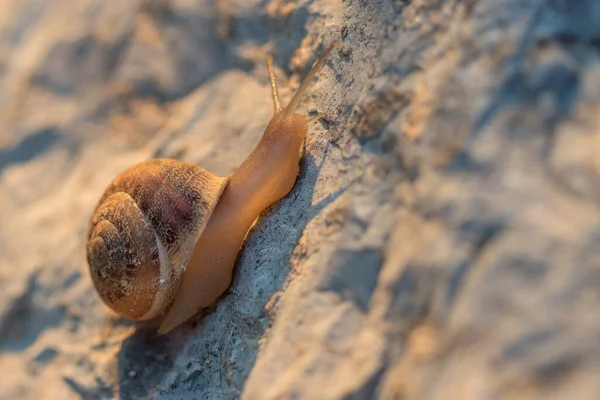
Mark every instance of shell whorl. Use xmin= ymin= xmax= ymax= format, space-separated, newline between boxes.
xmin=87 ymin=159 xmax=229 ymax=320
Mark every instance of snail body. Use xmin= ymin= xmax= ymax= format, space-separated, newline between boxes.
xmin=87 ymin=41 xmax=339 ymax=334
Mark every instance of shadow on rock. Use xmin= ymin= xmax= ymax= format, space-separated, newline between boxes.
xmin=115 ymin=138 xmax=353 ymax=397
xmin=0 ymin=271 xmax=66 ymax=353
xmin=0 ymin=128 xmax=60 ymax=173
xmin=117 ymin=322 xmax=189 ymax=399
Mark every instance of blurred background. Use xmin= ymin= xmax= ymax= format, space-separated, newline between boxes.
xmin=2 ymin=0 xmax=600 ymax=399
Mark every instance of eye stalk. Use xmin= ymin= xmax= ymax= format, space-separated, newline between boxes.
xmin=86 ymin=41 xmax=341 ymax=334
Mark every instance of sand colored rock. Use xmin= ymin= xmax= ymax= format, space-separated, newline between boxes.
xmin=1 ymin=0 xmax=600 ymax=399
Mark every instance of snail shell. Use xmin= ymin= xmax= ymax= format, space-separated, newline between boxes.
xmin=86 ymin=40 xmax=340 ymax=332
xmin=86 ymin=159 xmax=228 ymax=320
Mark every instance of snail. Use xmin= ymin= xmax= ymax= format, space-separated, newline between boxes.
xmin=86 ymin=41 xmax=339 ymax=334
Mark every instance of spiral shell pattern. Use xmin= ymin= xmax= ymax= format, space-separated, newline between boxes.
xmin=87 ymin=159 xmax=228 ymax=320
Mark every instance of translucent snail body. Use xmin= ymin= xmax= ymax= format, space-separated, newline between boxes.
xmin=86 ymin=41 xmax=339 ymax=334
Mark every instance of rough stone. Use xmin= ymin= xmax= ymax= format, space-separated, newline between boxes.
xmin=1 ymin=0 xmax=600 ymax=399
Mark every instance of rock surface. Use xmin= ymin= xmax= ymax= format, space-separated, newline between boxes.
xmin=1 ymin=0 xmax=600 ymax=399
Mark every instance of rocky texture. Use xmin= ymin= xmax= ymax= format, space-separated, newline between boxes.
xmin=2 ymin=0 xmax=600 ymax=399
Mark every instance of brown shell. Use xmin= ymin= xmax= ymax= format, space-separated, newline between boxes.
xmin=86 ymin=159 xmax=229 ymax=320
